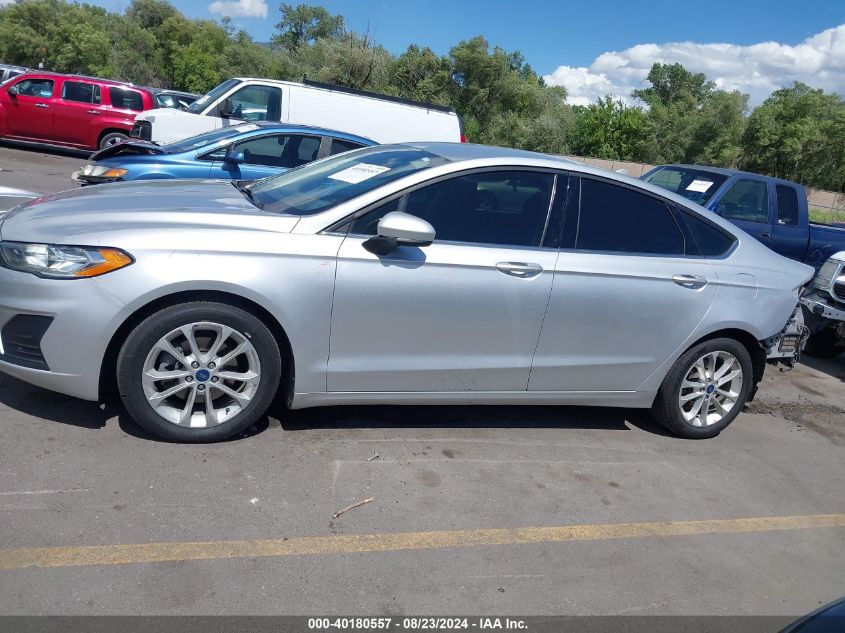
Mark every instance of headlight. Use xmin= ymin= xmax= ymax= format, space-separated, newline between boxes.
xmin=80 ymin=164 xmax=128 ymax=179
xmin=0 ymin=242 xmax=133 ymax=278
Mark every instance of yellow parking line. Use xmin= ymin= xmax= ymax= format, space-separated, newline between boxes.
xmin=1 ymin=513 xmax=843 ymax=570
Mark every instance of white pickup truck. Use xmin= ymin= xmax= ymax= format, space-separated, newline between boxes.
xmin=132 ymin=78 xmax=465 ymax=145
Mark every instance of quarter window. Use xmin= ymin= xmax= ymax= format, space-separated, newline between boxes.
xmin=676 ymin=209 xmax=736 ymax=257
xmin=330 ymin=139 xmax=366 ymax=155
xmin=109 ymin=87 xmax=144 ymax=111
xmin=350 ymin=170 xmax=555 ymax=248
xmin=775 ymin=185 xmax=800 ymax=226
xmin=576 ymin=178 xmax=685 ymax=255
xmin=716 ymin=179 xmax=769 ymax=223
xmin=234 ymin=134 xmax=321 ymax=168
xmin=226 ymin=85 xmax=282 ymax=121
xmin=62 ymin=81 xmax=100 ymax=104
xmin=12 ymin=78 xmax=54 ymax=98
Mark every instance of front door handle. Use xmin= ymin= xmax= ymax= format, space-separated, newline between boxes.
xmin=761 ymin=231 xmax=772 ymax=239
xmin=86 ymin=109 xmax=100 ymax=115
xmin=672 ymin=274 xmax=708 ymax=290
xmin=35 ymin=103 xmax=49 ymax=109
xmin=496 ymin=261 xmax=543 ymax=279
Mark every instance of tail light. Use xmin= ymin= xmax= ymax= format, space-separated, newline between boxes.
xmin=460 ymin=134 xmax=467 ymax=143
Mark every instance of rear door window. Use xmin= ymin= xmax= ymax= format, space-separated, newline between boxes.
xmin=234 ymin=134 xmax=322 ymax=168
xmin=62 ymin=81 xmax=100 ymax=104
xmin=775 ymin=185 xmax=800 ymax=226
xmin=715 ymin=179 xmax=770 ymax=223
xmin=109 ymin=87 xmax=144 ymax=111
xmin=576 ymin=178 xmax=685 ymax=255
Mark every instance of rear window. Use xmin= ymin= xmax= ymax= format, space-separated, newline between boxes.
xmin=109 ymin=87 xmax=144 ymax=111
xmin=642 ymin=167 xmax=728 ymax=206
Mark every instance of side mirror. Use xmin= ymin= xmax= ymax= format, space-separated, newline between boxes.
xmin=7 ymin=85 xmax=18 ymax=97
xmin=224 ymin=148 xmax=245 ymax=164
xmin=363 ymin=211 xmax=435 ymax=255
xmin=218 ymin=97 xmax=233 ymax=118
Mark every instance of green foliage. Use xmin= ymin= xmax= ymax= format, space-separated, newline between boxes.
xmin=742 ymin=82 xmax=845 ymax=191
xmin=1 ymin=2 xmax=844 ymax=191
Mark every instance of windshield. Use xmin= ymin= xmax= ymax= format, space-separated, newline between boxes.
xmin=642 ymin=167 xmax=728 ymax=206
xmin=162 ymin=123 xmax=261 ymax=153
xmin=186 ymin=78 xmax=241 ymax=114
xmin=249 ymin=146 xmax=450 ymax=215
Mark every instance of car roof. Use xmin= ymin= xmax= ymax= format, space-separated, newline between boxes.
xmin=405 ymin=142 xmax=581 ymax=165
xmin=654 ymin=163 xmax=803 ymax=187
xmin=14 ymin=71 xmax=147 ymax=90
xmin=243 ymin=122 xmax=375 ymax=145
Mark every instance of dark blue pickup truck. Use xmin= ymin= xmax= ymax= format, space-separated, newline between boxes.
xmin=642 ymin=165 xmax=845 ymax=268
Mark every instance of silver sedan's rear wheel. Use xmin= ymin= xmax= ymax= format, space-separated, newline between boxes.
xmin=678 ymin=351 xmax=743 ymax=428
xmin=118 ymin=302 xmax=282 ymax=442
xmin=651 ymin=338 xmax=753 ymax=439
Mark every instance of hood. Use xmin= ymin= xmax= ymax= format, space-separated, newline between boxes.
xmin=90 ymin=140 xmax=165 ymax=161
xmin=0 ymin=180 xmax=297 ymax=244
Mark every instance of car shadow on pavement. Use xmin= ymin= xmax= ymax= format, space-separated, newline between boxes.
xmin=277 ymin=403 xmax=676 ymax=437
xmin=0 ymin=139 xmax=90 ymax=159
xmin=0 ymin=372 xmax=675 ymax=440
xmin=800 ymin=355 xmax=845 ymax=383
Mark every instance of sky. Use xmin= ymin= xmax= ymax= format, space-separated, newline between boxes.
xmin=90 ymin=0 xmax=845 ymax=106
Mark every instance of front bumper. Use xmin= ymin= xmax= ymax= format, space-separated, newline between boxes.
xmin=801 ymin=289 xmax=845 ymax=322
xmin=0 ymin=265 xmax=126 ymax=400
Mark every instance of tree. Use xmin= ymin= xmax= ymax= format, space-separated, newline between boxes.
xmin=742 ymin=83 xmax=845 ymax=191
xmin=272 ymin=3 xmax=343 ymax=51
xmin=571 ymin=97 xmax=654 ymax=161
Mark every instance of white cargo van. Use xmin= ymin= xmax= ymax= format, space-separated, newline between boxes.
xmin=131 ymin=78 xmax=465 ymax=145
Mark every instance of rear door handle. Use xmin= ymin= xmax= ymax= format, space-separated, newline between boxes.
xmin=761 ymin=231 xmax=772 ymax=238
xmin=672 ymin=274 xmax=708 ymax=290
xmin=86 ymin=109 xmax=100 ymax=115
xmin=35 ymin=103 xmax=49 ymax=109
xmin=496 ymin=262 xmax=543 ymax=279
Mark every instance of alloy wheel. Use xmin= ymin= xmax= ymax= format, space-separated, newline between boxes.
xmin=678 ymin=350 xmax=743 ymax=428
xmin=141 ymin=322 xmax=261 ymax=428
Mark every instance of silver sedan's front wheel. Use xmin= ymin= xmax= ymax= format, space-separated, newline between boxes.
xmin=651 ymin=338 xmax=753 ymax=439
xmin=141 ymin=322 xmax=262 ymax=428
xmin=118 ymin=302 xmax=282 ymax=442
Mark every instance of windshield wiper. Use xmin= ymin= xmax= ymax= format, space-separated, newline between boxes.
xmin=232 ymin=180 xmax=263 ymax=209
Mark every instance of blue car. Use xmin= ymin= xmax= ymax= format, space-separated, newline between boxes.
xmin=74 ymin=122 xmax=375 ymax=185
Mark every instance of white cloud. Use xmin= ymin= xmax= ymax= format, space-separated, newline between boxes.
xmin=208 ymin=0 xmax=267 ymax=19
xmin=544 ymin=24 xmax=845 ymax=107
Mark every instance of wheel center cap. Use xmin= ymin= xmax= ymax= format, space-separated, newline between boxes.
xmin=706 ymin=384 xmax=715 ymax=394
xmin=195 ymin=369 xmax=211 ymax=382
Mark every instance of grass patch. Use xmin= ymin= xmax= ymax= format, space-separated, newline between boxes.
xmin=810 ymin=207 xmax=845 ymax=225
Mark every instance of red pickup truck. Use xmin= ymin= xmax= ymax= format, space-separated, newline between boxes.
xmin=0 ymin=72 xmax=156 ymax=151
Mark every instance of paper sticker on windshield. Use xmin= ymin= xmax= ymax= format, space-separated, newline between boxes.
xmin=686 ymin=179 xmax=714 ymax=193
xmin=235 ymin=123 xmax=259 ymax=133
xmin=329 ymin=163 xmax=390 ymax=184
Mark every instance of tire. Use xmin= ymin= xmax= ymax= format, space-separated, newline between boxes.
xmin=803 ymin=328 xmax=844 ymax=359
xmin=99 ymin=131 xmax=128 ymax=150
xmin=117 ymin=302 xmax=282 ymax=442
xmin=650 ymin=338 xmax=753 ymax=439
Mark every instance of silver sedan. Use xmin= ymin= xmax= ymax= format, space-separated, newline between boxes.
xmin=0 ymin=143 xmax=813 ymax=441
